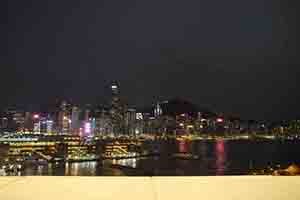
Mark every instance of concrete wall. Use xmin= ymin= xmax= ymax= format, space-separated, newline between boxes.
xmin=0 ymin=176 xmax=300 ymax=200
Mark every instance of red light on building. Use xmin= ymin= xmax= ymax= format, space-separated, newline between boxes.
xmin=33 ymin=114 xmax=39 ymax=119
xmin=216 ymin=118 xmax=224 ymax=123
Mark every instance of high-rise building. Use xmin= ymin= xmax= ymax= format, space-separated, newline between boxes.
xmin=79 ymin=104 xmax=94 ymax=137
xmin=1 ymin=107 xmax=25 ymax=133
xmin=1 ymin=116 xmax=8 ymax=132
xmin=24 ymin=112 xmax=33 ymax=133
xmin=154 ymin=102 xmax=162 ymax=118
xmin=32 ymin=113 xmax=41 ymax=134
xmin=95 ymin=107 xmax=112 ymax=137
xmin=84 ymin=121 xmax=92 ymax=136
xmin=57 ymin=100 xmax=71 ymax=135
xmin=109 ymin=81 xmax=126 ymax=136
xmin=40 ymin=116 xmax=47 ymax=134
xmin=46 ymin=119 xmax=54 ymax=135
xmin=38 ymin=114 xmax=54 ymax=135
xmin=14 ymin=112 xmax=25 ymax=133
xmin=125 ymin=108 xmax=136 ymax=136
xmin=71 ymin=106 xmax=80 ymax=135
xmin=135 ymin=112 xmax=144 ymax=135
xmin=111 ymin=81 xmax=120 ymax=96
xmin=84 ymin=104 xmax=92 ymax=121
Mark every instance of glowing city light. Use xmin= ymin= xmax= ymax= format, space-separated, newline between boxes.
xmin=136 ymin=113 xmax=143 ymax=120
xmin=85 ymin=122 xmax=91 ymax=134
xmin=33 ymin=114 xmax=39 ymax=119
xmin=135 ymin=129 xmax=140 ymax=134
xmin=217 ymin=118 xmax=224 ymax=123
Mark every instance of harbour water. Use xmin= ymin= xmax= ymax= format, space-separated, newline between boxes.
xmin=17 ymin=139 xmax=300 ymax=176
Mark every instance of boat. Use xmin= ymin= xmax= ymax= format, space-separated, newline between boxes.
xmin=172 ymin=153 xmax=200 ymax=160
xmin=273 ymin=164 xmax=300 ymax=176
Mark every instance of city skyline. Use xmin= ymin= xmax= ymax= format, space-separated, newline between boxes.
xmin=2 ymin=0 xmax=300 ymax=121
xmin=0 ymin=82 xmax=298 ymax=122
xmin=0 ymin=90 xmax=299 ymax=122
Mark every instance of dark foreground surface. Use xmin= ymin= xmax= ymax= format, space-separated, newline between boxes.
xmin=18 ymin=139 xmax=300 ymax=176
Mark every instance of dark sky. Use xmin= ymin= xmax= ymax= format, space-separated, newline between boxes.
xmin=1 ymin=0 xmax=299 ymax=120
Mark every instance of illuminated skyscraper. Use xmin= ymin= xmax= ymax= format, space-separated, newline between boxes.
xmin=135 ymin=112 xmax=144 ymax=135
xmin=78 ymin=104 xmax=93 ymax=137
xmin=95 ymin=107 xmax=112 ymax=137
xmin=46 ymin=120 xmax=53 ymax=135
xmin=58 ymin=100 xmax=71 ymax=135
xmin=111 ymin=81 xmax=119 ymax=96
xmin=84 ymin=121 xmax=92 ymax=136
xmin=125 ymin=108 xmax=136 ymax=136
xmin=109 ymin=81 xmax=126 ymax=136
xmin=2 ymin=107 xmax=25 ymax=133
xmin=32 ymin=113 xmax=41 ymax=134
xmin=154 ymin=102 xmax=162 ymax=118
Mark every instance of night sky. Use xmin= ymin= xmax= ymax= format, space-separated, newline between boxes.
xmin=1 ymin=0 xmax=299 ymax=120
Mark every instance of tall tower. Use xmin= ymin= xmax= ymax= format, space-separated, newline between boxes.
xmin=110 ymin=81 xmax=125 ymax=137
xmin=111 ymin=81 xmax=120 ymax=96
xmin=32 ymin=113 xmax=41 ymax=134
xmin=71 ymin=106 xmax=80 ymax=135
xmin=154 ymin=102 xmax=162 ymax=118
xmin=83 ymin=104 xmax=93 ymax=137
xmin=58 ymin=100 xmax=71 ymax=135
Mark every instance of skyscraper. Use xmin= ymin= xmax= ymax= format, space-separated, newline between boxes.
xmin=71 ymin=106 xmax=80 ymax=135
xmin=32 ymin=113 xmax=40 ymax=134
xmin=58 ymin=100 xmax=71 ymax=135
xmin=154 ymin=102 xmax=162 ymax=118
xmin=111 ymin=81 xmax=120 ymax=96
xmin=95 ymin=107 xmax=112 ymax=137
xmin=109 ymin=81 xmax=126 ymax=136
xmin=2 ymin=107 xmax=25 ymax=133
xmin=125 ymin=108 xmax=136 ymax=136
xmin=46 ymin=119 xmax=54 ymax=135
xmin=24 ymin=112 xmax=33 ymax=133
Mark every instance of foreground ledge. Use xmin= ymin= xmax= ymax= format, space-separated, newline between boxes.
xmin=1 ymin=176 xmax=300 ymax=200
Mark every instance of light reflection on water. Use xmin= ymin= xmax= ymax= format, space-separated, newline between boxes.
xmin=20 ymin=140 xmax=300 ymax=176
xmin=112 ymin=158 xmax=137 ymax=168
xmin=64 ymin=161 xmax=98 ymax=176
xmin=216 ymin=140 xmax=226 ymax=175
xmin=37 ymin=165 xmax=43 ymax=175
xmin=179 ymin=141 xmax=188 ymax=153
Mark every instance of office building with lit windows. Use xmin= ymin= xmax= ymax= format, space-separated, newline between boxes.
xmin=109 ymin=81 xmax=127 ymax=136
xmin=125 ymin=108 xmax=136 ymax=136
xmin=71 ymin=106 xmax=81 ymax=135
